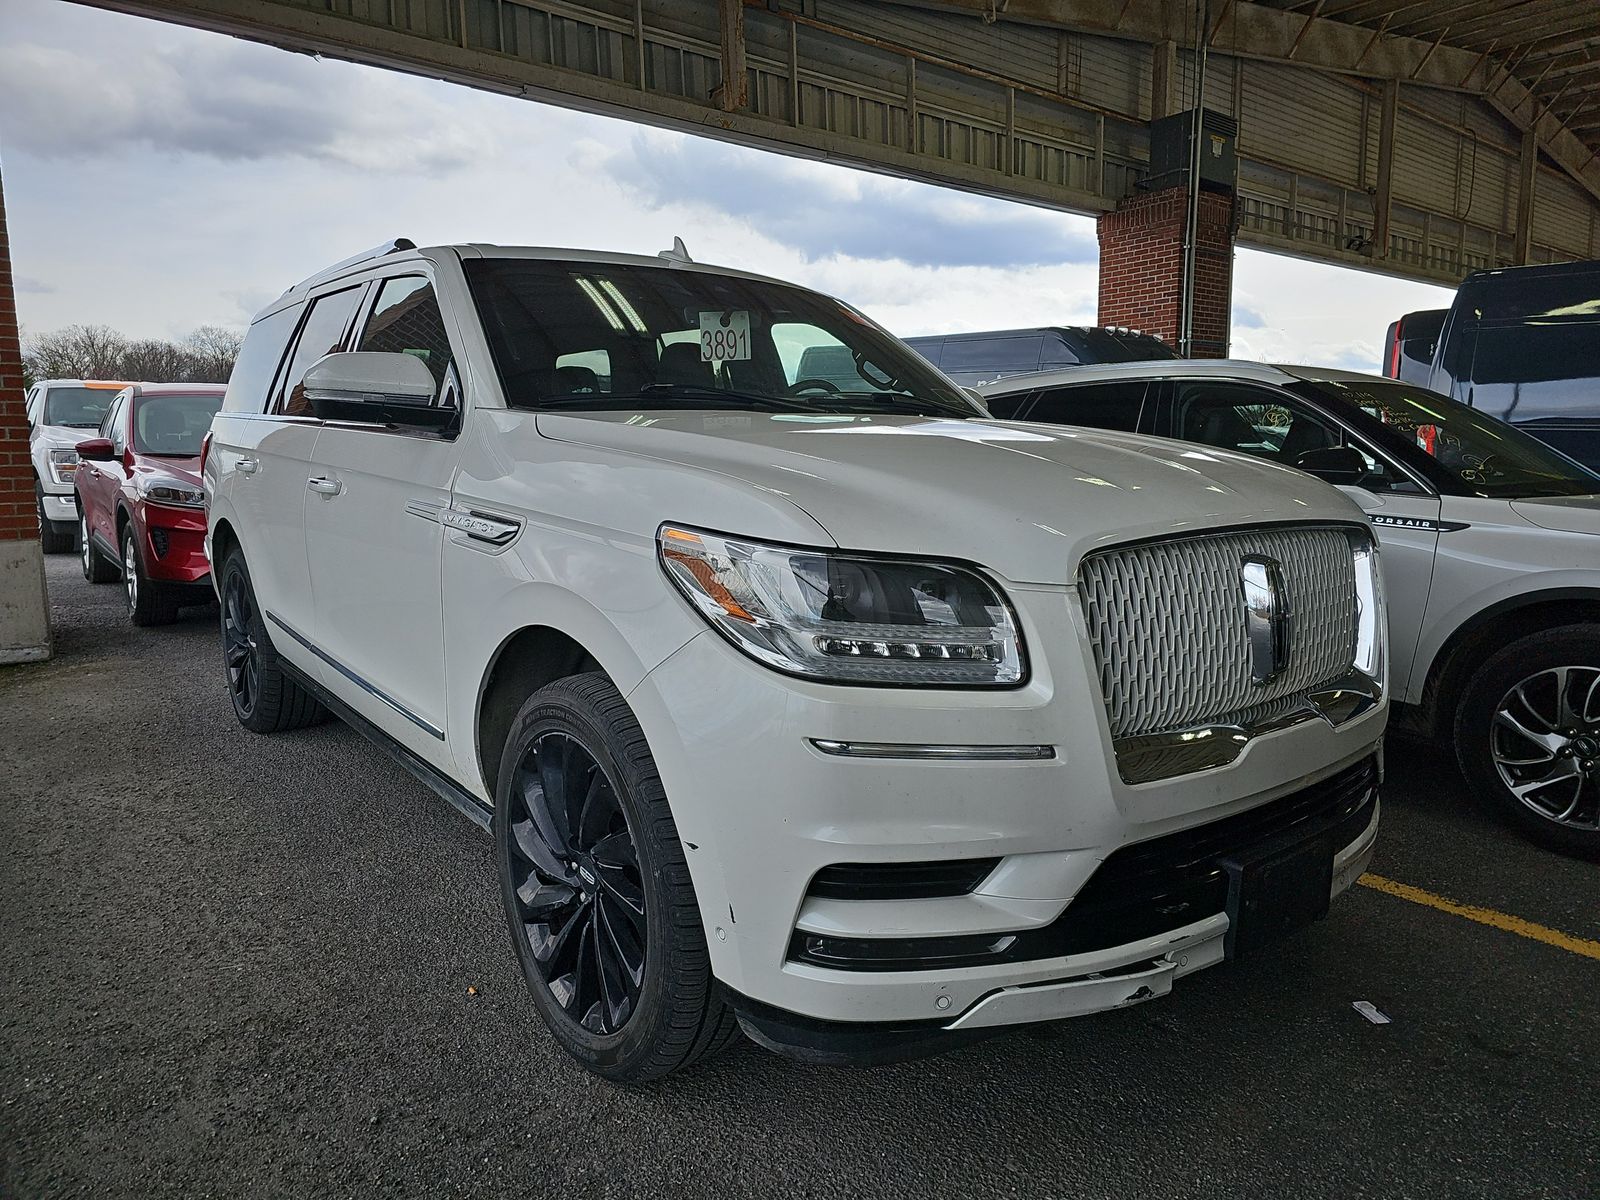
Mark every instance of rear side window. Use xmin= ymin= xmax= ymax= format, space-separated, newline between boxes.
xmin=939 ymin=335 xmax=1044 ymax=384
xmin=275 ymin=287 xmax=364 ymax=416
xmin=1468 ymin=322 xmax=1600 ymax=421
xmin=1027 ymin=381 xmax=1149 ymax=432
xmin=224 ymin=306 xmax=301 ymax=415
xmin=356 ymin=276 xmax=454 ymax=398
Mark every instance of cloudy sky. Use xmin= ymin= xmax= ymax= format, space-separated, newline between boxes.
xmin=1 ymin=0 xmax=1454 ymax=371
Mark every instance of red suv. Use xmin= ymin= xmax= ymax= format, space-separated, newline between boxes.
xmin=75 ymin=384 xmax=226 ymax=625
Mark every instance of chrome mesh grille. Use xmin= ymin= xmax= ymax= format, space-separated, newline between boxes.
xmin=1078 ymin=525 xmax=1358 ymax=740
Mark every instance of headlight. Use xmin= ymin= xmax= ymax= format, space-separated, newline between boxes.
xmin=48 ymin=448 xmax=79 ymax=484
xmin=1348 ymin=528 xmax=1385 ymax=685
xmin=658 ymin=525 xmax=1025 ymax=686
xmin=137 ymin=476 xmax=205 ymax=508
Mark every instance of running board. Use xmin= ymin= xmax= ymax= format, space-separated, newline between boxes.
xmin=279 ymin=659 xmax=492 ymax=833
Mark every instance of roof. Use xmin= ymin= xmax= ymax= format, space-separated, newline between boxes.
xmin=975 ymin=359 xmax=1388 ymax=394
xmin=33 ymin=379 xmax=131 ymax=389
xmin=124 ymin=383 xmax=229 ymax=396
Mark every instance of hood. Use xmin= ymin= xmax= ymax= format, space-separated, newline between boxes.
xmin=37 ymin=423 xmax=101 ymax=449
xmin=1509 ymin=494 xmax=1600 ymax=537
xmin=134 ymin=455 xmax=203 ymax=490
xmin=536 ymin=411 xmax=1366 ymax=584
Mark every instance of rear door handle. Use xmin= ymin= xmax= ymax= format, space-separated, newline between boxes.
xmin=237 ymin=456 xmax=259 ymax=474
xmin=307 ymin=477 xmax=343 ymax=496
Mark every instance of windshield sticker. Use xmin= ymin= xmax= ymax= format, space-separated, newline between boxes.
xmin=700 ymin=311 xmax=752 ymax=362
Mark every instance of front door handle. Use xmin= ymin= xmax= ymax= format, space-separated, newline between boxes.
xmin=237 ymin=456 xmax=259 ymax=474
xmin=307 ymin=477 xmax=343 ymax=496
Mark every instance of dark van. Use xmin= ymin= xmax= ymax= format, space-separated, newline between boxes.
xmin=1381 ymin=308 xmax=1446 ymax=385
xmin=1408 ymin=259 xmax=1600 ymax=469
xmin=905 ymin=326 xmax=1176 ymax=387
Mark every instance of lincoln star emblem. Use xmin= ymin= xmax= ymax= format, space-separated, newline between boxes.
xmin=1240 ymin=555 xmax=1293 ymax=685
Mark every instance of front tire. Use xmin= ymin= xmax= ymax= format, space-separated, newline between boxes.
xmin=38 ymin=486 xmax=74 ymax=554
xmin=217 ymin=549 xmax=326 ymax=733
xmin=494 ymin=673 xmax=739 ymax=1081
xmin=1456 ymin=625 xmax=1600 ymax=856
xmin=122 ymin=524 xmax=179 ymax=627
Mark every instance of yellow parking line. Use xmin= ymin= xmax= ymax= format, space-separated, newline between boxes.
xmin=1358 ymin=873 xmax=1600 ymax=962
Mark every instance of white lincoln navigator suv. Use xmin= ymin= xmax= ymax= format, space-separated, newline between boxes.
xmin=207 ymin=240 xmax=1388 ymax=1079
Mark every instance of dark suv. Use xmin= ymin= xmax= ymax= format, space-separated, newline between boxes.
xmin=1390 ymin=260 xmax=1600 ymax=469
xmin=905 ymin=326 xmax=1176 ymax=387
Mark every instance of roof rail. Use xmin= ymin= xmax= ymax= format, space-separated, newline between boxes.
xmin=285 ymin=237 xmax=417 ymax=297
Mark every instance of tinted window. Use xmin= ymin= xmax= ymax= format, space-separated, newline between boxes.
xmin=1174 ymin=381 xmax=1412 ymax=493
xmin=133 ymin=393 xmax=224 ymax=456
xmin=224 ymin=306 xmax=301 ymax=415
xmin=1462 ymin=267 xmax=1600 ymax=323
xmin=42 ymin=386 xmax=116 ymax=428
xmin=107 ymin=396 xmax=129 ymax=455
xmin=1289 ymin=377 xmax=1599 ymax=499
xmin=1468 ymin=322 xmax=1600 ymax=422
xmin=1026 ymin=381 xmax=1148 ymax=432
xmin=463 ymin=259 xmax=976 ymax=418
xmin=903 ymin=337 xmax=943 ymax=366
xmin=356 ymin=276 xmax=454 ymax=396
xmin=1059 ymin=329 xmax=1178 ymax=364
xmin=276 ymin=287 xmax=364 ymax=416
xmin=939 ymin=335 xmax=1044 ymax=377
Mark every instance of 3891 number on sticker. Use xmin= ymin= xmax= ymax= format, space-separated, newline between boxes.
xmin=699 ymin=311 xmax=751 ymax=362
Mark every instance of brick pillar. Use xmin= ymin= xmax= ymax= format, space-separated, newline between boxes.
xmin=0 ymin=165 xmax=53 ymax=663
xmin=1097 ymin=186 xmax=1236 ymax=358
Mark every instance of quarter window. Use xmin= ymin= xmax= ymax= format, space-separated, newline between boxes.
xmin=356 ymin=276 xmax=455 ymax=398
xmin=275 ymin=286 xmax=364 ymax=416
xmin=224 ymin=306 xmax=301 ymax=415
xmin=1026 ymin=381 xmax=1148 ymax=433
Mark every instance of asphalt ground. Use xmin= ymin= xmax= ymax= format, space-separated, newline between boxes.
xmin=3 ymin=551 xmax=1598 ymax=1200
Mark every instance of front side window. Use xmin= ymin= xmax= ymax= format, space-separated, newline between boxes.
xmin=1288 ymin=377 xmax=1600 ymax=499
xmin=43 ymin=386 xmax=116 ymax=428
xmin=1026 ymin=381 xmax=1149 ymax=433
xmin=133 ymin=393 xmax=225 ymax=456
xmin=463 ymin=259 xmax=977 ymax=419
xmin=275 ymin=286 xmax=363 ymax=416
xmin=1174 ymin=381 xmax=1413 ymax=492
xmin=356 ymin=275 xmax=454 ymax=398
xmin=107 ymin=397 xmax=129 ymax=455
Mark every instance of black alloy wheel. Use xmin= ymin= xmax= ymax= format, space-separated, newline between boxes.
xmin=222 ymin=565 xmax=261 ymax=722
xmin=506 ymin=730 xmax=647 ymax=1034
xmin=494 ymin=674 xmax=738 ymax=1080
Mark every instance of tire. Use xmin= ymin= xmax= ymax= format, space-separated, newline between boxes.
xmin=494 ymin=673 xmax=740 ymax=1081
xmin=122 ymin=523 xmax=180 ymax=627
xmin=37 ymin=486 xmax=74 ymax=554
xmin=80 ymin=512 xmax=118 ymax=583
xmin=1455 ymin=625 xmax=1600 ymax=856
xmin=217 ymin=549 xmax=326 ymax=734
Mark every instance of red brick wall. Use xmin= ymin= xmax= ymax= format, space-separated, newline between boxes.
xmin=1097 ymin=187 xmax=1236 ymax=358
xmin=0 ymin=168 xmax=33 ymax=543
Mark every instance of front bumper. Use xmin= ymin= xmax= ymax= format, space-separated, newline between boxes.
xmin=39 ymin=489 xmax=77 ymax=524
xmin=628 ymin=591 xmax=1387 ymax=1037
xmin=138 ymin=504 xmax=210 ymax=585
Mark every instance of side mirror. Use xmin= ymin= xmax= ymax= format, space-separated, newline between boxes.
xmin=1295 ymin=445 xmax=1367 ymax=486
xmin=75 ymin=437 xmax=116 ymax=462
xmin=302 ymin=352 xmax=454 ymax=431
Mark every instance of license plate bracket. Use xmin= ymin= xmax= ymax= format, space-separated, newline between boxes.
xmin=1221 ymin=831 xmax=1334 ymax=959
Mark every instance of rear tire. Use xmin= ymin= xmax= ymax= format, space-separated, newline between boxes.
xmin=1456 ymin=625 xmax=1600 ymax=856
xmin=494 ymin=673 xmax=740 ymax=1081
xmin=80 ymin=512 xmax=117 ymax=583
xmin=218 ymin=549 xmax=326 ymax=734
xmin=122 ymin=524 xmax=179 ymax=627
xmin=38 ymin=486 xmax=73 ymax=554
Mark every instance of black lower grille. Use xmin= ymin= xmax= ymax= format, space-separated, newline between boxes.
xmin=788 ymin=755 xmax=1378 ymax=972
xmin=149 ymin=527 xmax=170 ymax=559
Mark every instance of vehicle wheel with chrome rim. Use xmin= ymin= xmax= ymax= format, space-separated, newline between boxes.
xmin=494 ymin=673 xmax=739 ymax=1080
xmin=80 ymin=511 xmax=116 ymax=583
xmin=122 ymin=524 xmax=179 ymax=627
xmin=1457 ymin=626 xmax=1600 ymax=856
xmin=217 ymin=548 xmax=326 ymax=734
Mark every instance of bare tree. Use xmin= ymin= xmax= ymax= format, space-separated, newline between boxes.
xmin=179 ymin=325 xmax=243 ymax=383
xmin=22 ymin=324 xmax=130 ymax=380
xmin=119 ymin=339 xmax=189 ymax=383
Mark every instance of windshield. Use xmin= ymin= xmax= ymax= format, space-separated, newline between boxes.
xmin=1069 ymin=329 xmax=1178 ymax=363
xmin=132 ymin=393 xmax=224 ymax=456
xmin=1287 ymin=377 xmax=1600 ymax=499
xmin=463 ymin=259 xmax=979 ymax=419
xmin=42 ymin=386 xmax=117 ymax=428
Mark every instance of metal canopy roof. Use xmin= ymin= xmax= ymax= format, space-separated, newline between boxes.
xmin=1256 ymin=0 xmax=1600 ymax=164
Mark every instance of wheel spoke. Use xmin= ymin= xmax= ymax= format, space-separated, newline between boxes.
xmin=594 ymin=901 xmax=636 ymax=1029
xmin=1494 ymin=707 xmax=1564 ymax=757
xmin=516 ymin=871 xmax=578 ymax=917
xmin=510 ymin=815 xmax=568 ymax=879
xmin=516 ymin=764 xmax=573 ymax=865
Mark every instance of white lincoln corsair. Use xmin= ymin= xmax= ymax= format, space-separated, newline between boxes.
xmin=206 ymin=240 xmax=1388 ymax=1079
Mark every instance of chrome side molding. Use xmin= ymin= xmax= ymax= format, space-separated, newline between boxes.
xmin=1112 ymin=669 xmax=1382 ymax=785
xmin=810 ymin=740 xmax=1055 ymax=761
xmin=405 ymin=499 xmax=521 ymax=546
